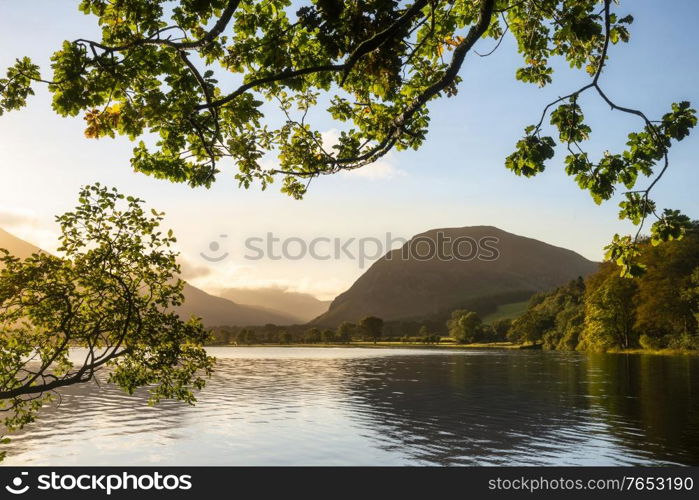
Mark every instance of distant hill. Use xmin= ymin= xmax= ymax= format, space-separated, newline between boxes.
xmin=312 ymin=226 xmax=599 ymax=326
xmin=0 ymin=227 xmax=42 ymax=258
xmin=177 ymin=284 xmax=297 ymax=327
xmin=0 ymin=227 xmax=296 ymax=327
xmin=217 ymin=287 xmax=330 ymax=323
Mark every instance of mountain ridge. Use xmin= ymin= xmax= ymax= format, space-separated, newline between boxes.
xmin=312 ymin=225 xmax=599 ymax=326
xmin=0 ymin=227 xmax=297 ymax=327
xmin=216 ymin=287 xmax=330 ymax=323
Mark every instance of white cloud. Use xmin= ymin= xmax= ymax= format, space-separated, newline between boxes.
xmin=0 ymin=207 xmax=59 ymax=253
xmin=178 ymin=255 xmax=212 ymax=280
xmin=340 ymin=156 xmax=406 ymax=180
xmin=0 ymin=208 xmax=38 ymax=228
xmin=320 ymin=128 xmax=341 ymax=150
xmin=179 ymin=251 xmax=348 ymax=301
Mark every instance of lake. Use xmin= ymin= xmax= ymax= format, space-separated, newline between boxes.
xmin=3 ymin=347 xmax=699 ymax=466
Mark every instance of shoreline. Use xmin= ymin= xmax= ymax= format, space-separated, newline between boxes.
xmin=205 ymin=342 xmax=699 ymax=355
xmin=207 ymin=341 xmax=524 ymax=350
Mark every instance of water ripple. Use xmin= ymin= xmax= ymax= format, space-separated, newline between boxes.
xmin=3 ymin=348 xmax=698 ymax=465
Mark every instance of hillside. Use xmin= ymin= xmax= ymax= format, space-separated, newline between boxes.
xmin=313 ymin=226 xmax=598 ymax=326
xmin=0 ymin=227 xmax=296 ymax=327
xmin=177 ymin=284 xmax=296 ymax=327
xmin=0 ymin=227 xmax=42 ymax=258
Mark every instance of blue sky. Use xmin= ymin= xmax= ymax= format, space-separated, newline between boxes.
xmin=0 ymin=0 xmax=698 ymax=299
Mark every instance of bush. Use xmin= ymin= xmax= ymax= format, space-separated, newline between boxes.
xmin=639 ymin=334 xmax=664 ymax=350
xmin=665 ymin=333 xmax=699 ymax=351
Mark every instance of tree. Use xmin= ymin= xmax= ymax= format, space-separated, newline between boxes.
xmin=676 ymin=267 xmax=699 ymax=350
xmin=579 ymin=267 xmax=638 ymax=351
xmin=490 ymin=318 xmax=512 ymax=342
xmin=236 ymin=328 xmax=257 ymax=344
xmin=321 ymin=328 xmax=336 ymax=343
xmin=359 ymin=316 xmax=383 ymax=344
xmin=634 ymin=225 xmax=699 ymax=341
xmin=337 ymin=321 xmax=354 ymax=344
xmin=507 ymin=309 xmax=552 ymax=345
xmin=304 ymin=327 xmax=321 ymax=343
xmin=1 ymin=1 xmax=696 ymax=274
xmin=0 ymin=185 xmax=213 ymax=458
xmin=683 ymin=268 xmax=699 ymax=328
xmin=447 ymin=310 xmax=482 ymax=344
xmin=280 ymin=330 xmax=292 ymax=344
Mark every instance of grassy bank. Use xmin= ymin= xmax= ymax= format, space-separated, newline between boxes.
xmin=606 ymin=347 xmax=699 ymax=356
xmin=208 ymin=342 xmax=698 ymax=355
xmin=209 ymin=341 xmax=529 ymax=350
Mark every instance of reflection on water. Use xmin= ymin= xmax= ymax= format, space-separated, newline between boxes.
xmin=3 ymin=347 xmax=699 ymax=465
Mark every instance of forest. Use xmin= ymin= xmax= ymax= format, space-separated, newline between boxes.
xmin=506 ymin=223 xmax=699 ymax=351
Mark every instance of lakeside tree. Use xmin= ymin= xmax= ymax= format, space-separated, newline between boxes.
xmin=280 ymin=330 xmax=292 ymax=344
xmin=337 ymin=321 xmax=354 ymax=344
xmin=360 ymin=316 xmax=383 ymax=344
xmin=0 ymin=185 xmax=214 ymax=459
xmin=236 ymin=328 xmax=257 ymax=344
xmin=579 ymin=268 xmax=637 ymax=351
xmin=684 ymin=269 xmax=699 ymax=329
xmin=634 ymin=230 xmax=699 ymax=342
xmin=505 ymin=277 xmax=585 ymax=349
xmin=490 ymin=318 xmax=512 ymax=343
xmin=417 ymin=325 xmax=440 ymax=344
xmin=581 ymin=274 xmax=638 ymax=351
xmin=1 ymin=0 xmax=696 ymax=275
xmin=304 ymin=327 xmax=321 ymax=343
xmin=447 ymin=310 xmax=482 ymax=344
xmin=321 ymin=328 xmax=336 ymax=343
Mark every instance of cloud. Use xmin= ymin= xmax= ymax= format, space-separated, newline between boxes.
xmin=0 ymin=209 xmax=38 ymax=228
xmin=320 ymin=128 xmax=341 ymax=150
xmin=340 ymin=156 xmax=406 ymax=180
xmin=178 ymin=256 xmax=212 ymax=280
xmin=187 ymin=262 xmax=347 ymax=301
xmin=0 ymin=209 xmax=59 ymax=252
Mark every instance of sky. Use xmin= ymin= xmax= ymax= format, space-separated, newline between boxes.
xmin=0 ymin=0 xmax=698 ymax=300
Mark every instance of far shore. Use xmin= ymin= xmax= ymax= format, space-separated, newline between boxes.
xmin=208 ymin=341 xmax=524 ymax=350
xmin=206 ymin=342 xmax=699 ymax=355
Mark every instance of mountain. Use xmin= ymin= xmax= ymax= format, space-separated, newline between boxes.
xmin=0 ymin=227 xmax=42 ymax=258
xmin=0 ymin=227 xmax=296 ymax=327
xmin=312 ymin=226 xmax=599 ymax=326
xmin=216 ymin=287 xmax=330 ymax=323
xmin=177 ymin=284 xmax=297 ymax=327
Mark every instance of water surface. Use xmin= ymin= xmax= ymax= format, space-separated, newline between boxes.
xmin=4 ymin=347 xmax=699 ymax=465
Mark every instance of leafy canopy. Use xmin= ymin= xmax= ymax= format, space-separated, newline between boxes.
xmin=0 ymin=0 xmax=696 ymax=275
xmin=505 ymin=224 xmax=699 ymax=352
xmin=0 ymin=185 xmax=214 ymax=458
xmin=447 ymin=309 xmax=484 ymax=343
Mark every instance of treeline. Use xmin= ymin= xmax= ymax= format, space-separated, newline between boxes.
xmin=209 ymin=316 xmax=448 ymax=345
xmin=209 ymin=314 xmax=511 ymax=346
xmin=505 ymin=223 xmax=699 ymax=351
